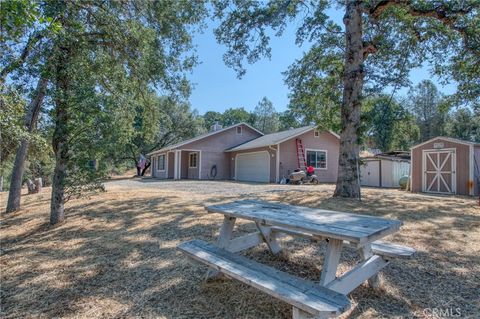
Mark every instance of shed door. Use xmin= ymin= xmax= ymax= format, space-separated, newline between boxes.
xmin=236 ymin=151 xmax=270 ymax=182
xmin=360 ymin=160 xmax=380 ymax=187
xmin=422 ymin=150 xmax=456 ymax=194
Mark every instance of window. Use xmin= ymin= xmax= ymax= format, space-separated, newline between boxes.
xmin=314 ymin=130 xmax=320 ymax=137
xmin=157 ymin=154 xmax=165 ymax=171
xmin=236 ymin=126 xmax=242 ymax=134
xmin=306 ymin=150 xmax=327 ymax=169
xmin=189 ymin=152 xmax=198 ymax=168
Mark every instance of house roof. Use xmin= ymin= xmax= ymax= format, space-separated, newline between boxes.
xmin=226 ymin=126 xmax=340 ymax=152
xmin=410 ymin=136 xmax=480 ymax=150
xmin=147 ymin=122 xmax=263 ymax=156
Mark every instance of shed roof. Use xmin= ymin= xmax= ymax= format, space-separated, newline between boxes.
xmin=226 ymin=126 xmax=340 ymax=152
xmin=410 ymin=136 xmax=480 ymax=150
xmin=147 ymin=122 xmax=263 ymax=156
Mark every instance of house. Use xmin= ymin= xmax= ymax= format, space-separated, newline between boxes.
xmin=227 ymin=126 xmax=340 ymax=183
xmin=148 ymin=124 xmax=340 ymax=183
xmin=410 ymin=136 xmax=480 ymax=196
xmin=147 ymin=122 xmax=263 ymax=180
xmin=360 ymin=151 xmax=410 ymax=188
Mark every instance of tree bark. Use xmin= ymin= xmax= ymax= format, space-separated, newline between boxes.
xmin=334 ymin=1 xmax=364 ymax=199
xmin=50 ymin=47 xmax=70 ymax=225
xmin=5 ymin=75 xmax=48 ymax=213
xmin=140 ymin=161 xmax=151 ymax=176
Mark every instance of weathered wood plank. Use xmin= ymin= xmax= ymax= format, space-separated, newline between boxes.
xmin=207 ymin=216 xmax=236 ymax=279
xmin=271 ymin=226 xmax=415 ymax=259
xmin=207 ymin=200 xmax=402 ymax=244
xmin=218 ymin=216 xmax=236 ymax=248
xmin=326 ymin=255 xmax=389 ymax=295
xmin=179 ymin=240 xmax=350 ymax=317
xmin=256 ymin=222 xmax=282 ymax=254
xmin=319 ymin=239 xmax=343 ymax=286
xmin=293 ymin=307 xmax=331 ymax=319
xmin=226 ymin=232 xmax=264 ymax=253
xmin=371 ymin=241 xmax=416 ymax=258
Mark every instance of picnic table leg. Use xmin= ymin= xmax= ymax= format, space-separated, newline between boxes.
xmin=358 ymin=244 xmax=380 ymax=289
xmin=205 ymin=216 xmax=236 ymax=280
xmin=255 ymin=222 xmax=282 ymax=255
xmin=319 ymin=239 xmax=343 ymax=286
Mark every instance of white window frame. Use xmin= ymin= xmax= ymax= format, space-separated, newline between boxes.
xmin=314 ymin=130 xmax=320 ymax=138
xmin=236 ymin=126 xmax=242 ymax=134
xmin=189 ymin=152 xmax=198 ymax=168
xmin=305 ymin=149 xmax=327 ymax=170
xmin=157 ymin=154 xmax=166 ymax=171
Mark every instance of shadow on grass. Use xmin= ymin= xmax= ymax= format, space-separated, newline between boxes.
xmin=1 ymin=187 xmax=479 ymax=318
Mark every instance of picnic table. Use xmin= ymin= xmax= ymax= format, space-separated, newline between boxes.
xmin=179 ymin=200 xmax=415 ymax=319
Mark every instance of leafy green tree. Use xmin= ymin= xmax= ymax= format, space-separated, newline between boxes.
xmin=390 ymin=115 xmax=420 ymax=151
xmin=107 ymin=95 xmax=205 ymax=175
xmin=202 ymin=111 xmax=223 ymax=130
xmin=364 ymin=95 xmax=411 ymax=151
xmin=213 ymin=0 xmax=478 ymax=198
xmin=408 ymin=80 xmax=449 ymax=141
xmin=222 ymin=107 xmax=253 ymax=126
xmin=3 ymin=0 xmax=207 ymax=223
xmin=445 ymin=107 xmax=480 ymax=142
xmin=253 ymin=97 xmax=279 ymax=134
xmin=278 ymin=110 xmax=302 ymax=131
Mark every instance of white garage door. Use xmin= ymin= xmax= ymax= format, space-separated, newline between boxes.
xmin=236 ymin=151 xmax=270 ymax=182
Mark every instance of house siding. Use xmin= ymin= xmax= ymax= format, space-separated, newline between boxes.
xmin=152 ymin=153 xmax=168 ymax=179
xmin=152 ymin=124 xmax=261 ymax=180
xmin=279 ymin=130 xmax=340 ymax=183
xmin=411 ymin=138 xmax=472 ymax=195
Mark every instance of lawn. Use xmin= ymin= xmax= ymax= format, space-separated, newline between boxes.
xmin=1 ymin=181 xmax=479 ymax=318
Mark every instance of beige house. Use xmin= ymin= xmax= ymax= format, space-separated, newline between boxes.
xmin=148 ymin=124 xmax=340 ymax=183
xmin=410 ymin=136 xmax=480 ymax=196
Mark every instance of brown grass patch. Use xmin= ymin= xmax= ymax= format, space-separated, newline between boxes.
xmin=1 ymin=183 xmax=479 ymax=318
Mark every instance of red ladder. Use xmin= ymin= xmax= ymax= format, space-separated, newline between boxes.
xmin=295 ymin=139 xmax=307 ymax=170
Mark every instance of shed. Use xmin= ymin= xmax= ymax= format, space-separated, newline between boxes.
xmin=410 ymin=137 xmax=480 ymax=196
xmin=360 ymin=151 xmax=411 ymax=188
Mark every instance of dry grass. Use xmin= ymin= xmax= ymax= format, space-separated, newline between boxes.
xmin=1 ymin=182 xmax=479 ymax=318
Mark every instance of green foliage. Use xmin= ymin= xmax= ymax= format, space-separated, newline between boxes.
xmin=0 ymin=86 xmax=27 ymax=163
xmin=408 ymin=80 xmax=449 ymax=141
xmin=222 ymin=107 xmax=253 ymax=126
xmin=253 ymin=97 xmax=280 ymax=134
xmin=278 ymin=110 xmax=302 ymax=131
xmin=364 ymin=95 xmax=419 ymax=151
xmin=212 ymin=0 xmax=479 ymax=151
xmin=445 ymin=107 xmax=480 ymax=142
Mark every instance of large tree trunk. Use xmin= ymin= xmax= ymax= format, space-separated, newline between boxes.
xmin=5 ymin=76 xmax=48 ymax=213
xmin=334 ymin=1 xmax=364 ymax=199
xmin=50 ymin=48 xmax=70 ymax=225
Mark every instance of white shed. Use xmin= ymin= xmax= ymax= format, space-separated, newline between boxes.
xmin=360 ymin=152 xmax=411 ymax=188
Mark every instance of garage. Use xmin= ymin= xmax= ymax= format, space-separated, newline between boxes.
xmin=235 ymin=151 xmax=270 ymax=182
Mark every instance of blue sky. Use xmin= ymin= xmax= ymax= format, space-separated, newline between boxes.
xmin=188 ymin=11 xmax=457 ymax=115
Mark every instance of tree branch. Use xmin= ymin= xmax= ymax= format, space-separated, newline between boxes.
xmin=0 ymin=32 xmax=44 ymax=83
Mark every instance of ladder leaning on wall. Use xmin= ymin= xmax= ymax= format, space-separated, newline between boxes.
xmin=295 ymin=139 xmax=307 ymax=171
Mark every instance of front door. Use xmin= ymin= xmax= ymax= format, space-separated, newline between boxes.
xmin=422 ymin=150 xmax=456 ymax=194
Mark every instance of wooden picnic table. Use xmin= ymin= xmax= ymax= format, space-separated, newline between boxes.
xmin=179 ymin=199 xmax=414 ymax=319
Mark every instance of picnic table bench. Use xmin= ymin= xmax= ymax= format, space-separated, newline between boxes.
xmin=178 ymin=200 xmax=415 ymax=318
